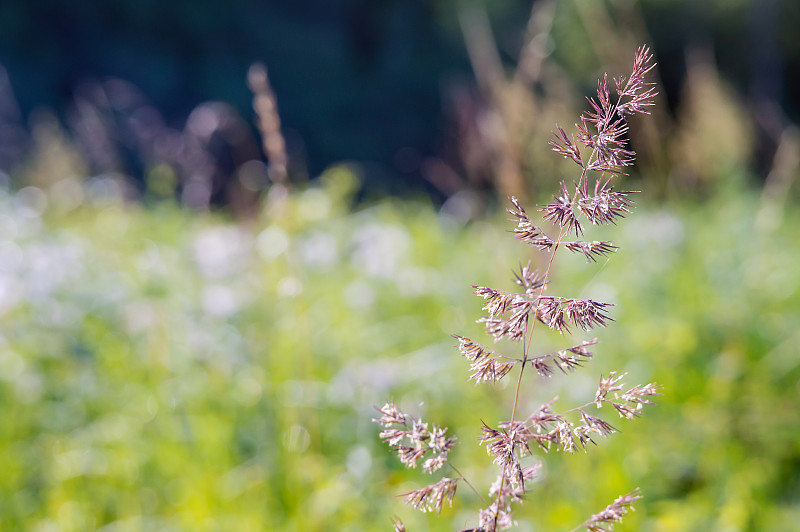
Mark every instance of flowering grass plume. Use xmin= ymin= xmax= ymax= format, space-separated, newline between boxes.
xmin=374 ymin=46 xmax=661 ymax=531
xmin=572 ymin=490 xmax=642 ymax=532
xmin=374 ymin=402 xmax=457 ymax=475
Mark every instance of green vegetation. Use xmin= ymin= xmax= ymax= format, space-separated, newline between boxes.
xmin=0 ymin=168 xmax=797 ymax=531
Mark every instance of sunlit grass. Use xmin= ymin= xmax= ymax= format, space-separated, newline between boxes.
xmin=0 ymin=173 xmax=797 ymax=531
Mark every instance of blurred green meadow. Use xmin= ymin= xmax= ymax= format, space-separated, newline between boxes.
xmin=0 ymin=163 xmax=798 ymax=531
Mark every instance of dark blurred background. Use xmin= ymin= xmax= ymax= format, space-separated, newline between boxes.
xmin=1 ymin=0 xmax=798 ymax=203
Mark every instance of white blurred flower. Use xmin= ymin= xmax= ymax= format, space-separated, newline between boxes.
xmin=193 ymin=226 xmax=251 ymax=279
xmin=350 ymin=222 xmax=410 ymax=278
xmin=201 ymin=284 xmax=240 ymax=318
xmin=256 ymin=226 xmax=289 ymax=261
xmin=298 ymin=231 xmax=338 ymax=269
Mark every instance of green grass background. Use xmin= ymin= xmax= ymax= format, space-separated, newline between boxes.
xmin=0 ymin=168 xmax=798 ymax=531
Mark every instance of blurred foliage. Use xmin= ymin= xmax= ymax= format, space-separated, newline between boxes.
xmin=0 ymin=166 xmax=798 ymax=530
xmin=1 ymin=0 xmax=799 ymax=198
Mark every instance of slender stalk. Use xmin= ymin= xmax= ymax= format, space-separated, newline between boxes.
xmin=567 ymin=520 xmax=589 ymax=532
xmin=510 ymin=225 xmax=564 ymax=423
xmin=494 ymin=153 xmax=596 ymax=530
xmin=449 ymin=463 xmax=489 ymax=506
xmin=491 ymin=231 xmax=563 ymax=530
xmin=511 ymin=155 xmax=594 ymax=423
